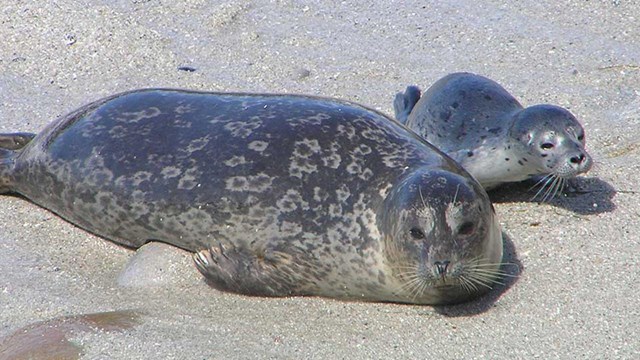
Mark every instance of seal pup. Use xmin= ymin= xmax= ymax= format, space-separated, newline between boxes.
xmin=394 ymin=72 xmax=592 ymax=199
xmin=0 ymin=89 xmax=504 ymax=305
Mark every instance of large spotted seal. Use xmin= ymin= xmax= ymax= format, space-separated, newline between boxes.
xmin=0 ymin=89 xmax=504 ymax=305
xmin=394 ymin=72 xmax=593 ymax=198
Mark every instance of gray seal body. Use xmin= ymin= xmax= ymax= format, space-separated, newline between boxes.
xmin=0 ymin=89 xmax=503 ymax=304
xmin=394 ymin=72 xmax=592 ymax=193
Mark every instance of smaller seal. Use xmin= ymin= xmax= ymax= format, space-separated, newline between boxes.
xmin=394 ymin=72 xmax=593 ymax=199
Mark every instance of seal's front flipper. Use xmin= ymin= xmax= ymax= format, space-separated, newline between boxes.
xmin=0 ymin=132 xmax=36 ymax=150
xmin=393 ymin=85 xmax=421 ymax=124
xmin=193 ymin=243 xmax=303 ymax=297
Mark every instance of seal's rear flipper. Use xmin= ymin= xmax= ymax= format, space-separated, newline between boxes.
xmin=193 ymin=243 xmax=303 ymax=297
xmin=0 ymin=147 xmax=18 ymax=193
xmin=0 ymin=132 xmax=36 ymax=150
xmin=393 ymin=85 xmax=421 ymax=124
xmin=0 ymin=133 xmax=37 ymax=193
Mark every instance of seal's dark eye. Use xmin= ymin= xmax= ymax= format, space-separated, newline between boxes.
xmin=458 ymin=222 xmax=475 ymax=236
xmin=409 ymin=227 xmax=425 ymax=240
xmin=540 ymin=142 xmax=554 ymax=150
xmin=577 ymin=134 xmax=584 ymax=141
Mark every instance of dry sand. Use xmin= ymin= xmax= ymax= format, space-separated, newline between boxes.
xmin=0 ymin=0 xmax=638 ymax=359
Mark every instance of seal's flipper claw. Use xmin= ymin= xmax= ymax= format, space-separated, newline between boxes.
xmin=0 ymin=132 xmax=36 ymax=150
xmin=193 ymin=245 xmax=300 ymax=297
xmin=393 ymin=85 xmax=421 ymax=124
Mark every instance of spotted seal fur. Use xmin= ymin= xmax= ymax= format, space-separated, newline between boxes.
xmin=394 ymin=72 xmax=593 ymax=198
xmin=0 ymin=89 xmax=504 ymax=305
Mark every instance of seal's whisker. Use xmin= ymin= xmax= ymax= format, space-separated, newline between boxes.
xmin=470 ymin=269 xmax=514 ymax=279
xmin=469 ymin=266 xmax=508 ymax=275
xmin=459 ymin=276 xmax=479 ymax=292
xmin=529 ymin=173 xmax=553 ymax=192
xmin=396 ymin=272 xmax=421 ymax=284
xmin=542 ymin=175 xmax=558 ymax=201
xmin=393 ymin=268 xmax=427 ymax=297
xmin=549 ymin=176 xmax=563 ymax=201
xmin=414 ymin=279 xmax=430 ymax=301
xmin=464 ymin=273 xmax=498 ymax=289
xmin=553 ymin=177 xmax=566 ymax=199
xmin=397 ymin=278 xmax=419 ymax=296
xmin=541 ymin=175 xmax=561 ymax=202
xmin=471 ymin=272 xmax=506 ymax=286
xmin=466 ymin=255 xmax=511 ymax=268
xmin=472 ymin=269 xmax=509 ymax=279
xmin=392 ymin=266 xmax=444 ymax=301
xmin=465 ymin=276 xmax=481 ymax=292
xmin=470 ymin=263 xmax=514 ymax=272
xmin=392 ymin=265 xmax=422 ymax=270
xmin=531 ymin=174 xmax=555 ymax=201
xmin=393 ymin=269 xmax=418 ymax=281
xmin=530 ymin=177 xmax=550 ymax=201
xmin=466 ymin=260 xmax=510 ymax=270
xmin=467 ymin=260 xmax=512 ymax=267
xmin=395 ymin=279 xmax=416 ymax=294
xmin=452 ymin=183 xmax=460 ymax=204
xmin=459 ymin=278 xmax=472 ymax=293
xmin=457 ymin=276 xmax=471 ymax=292
xmin=398 ymin=274 xmax=430 ymax=301
xmin=463 ymin=257 xmax=515 ymax=286
xmin=467 ymin=265 xmax=507 ymax=283
xmin=418 ymin=186 xmax=428 ymax=210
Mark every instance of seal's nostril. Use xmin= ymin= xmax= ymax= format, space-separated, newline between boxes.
xmin=570 ymin=154 xmax=585 ymax=164
xmin=434 ymin=260 xmax=450 ymax=275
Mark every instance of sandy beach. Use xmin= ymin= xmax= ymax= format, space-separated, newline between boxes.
xmin=0 ymin=1 xmax=638 ymax=358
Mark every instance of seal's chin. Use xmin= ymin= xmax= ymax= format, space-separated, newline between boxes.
xmin=432 ymin=282 xmax=459 ymax=291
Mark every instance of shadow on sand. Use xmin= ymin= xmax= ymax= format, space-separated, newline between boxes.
xmin=489 ymin=176 xmax=617 ymax=215
xmin=432 ymin=176 xmax=618 ymax=316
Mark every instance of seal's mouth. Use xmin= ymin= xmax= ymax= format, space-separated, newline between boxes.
xmin=433 ymin=283 xmax=457 ymax=289
xmin=431 ymin=270 xmax=461 ymax=290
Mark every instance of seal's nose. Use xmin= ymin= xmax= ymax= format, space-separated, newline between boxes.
xmin=434 ymin=260 xmax=450 ymax=280
xmin=570 ymin=153 xmax=586 ymax=165
xmin=568 ymin=151 xmax=592 ymax=173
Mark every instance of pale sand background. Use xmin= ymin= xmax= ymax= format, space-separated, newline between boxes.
xmin=0 ymin=1 xmax=638 ymax=359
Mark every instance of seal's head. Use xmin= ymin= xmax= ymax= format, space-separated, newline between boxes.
xmin=509 ymin=105 xmax=593 ymax=199
xmin=380 ymin=168 xmax=503 ymax=305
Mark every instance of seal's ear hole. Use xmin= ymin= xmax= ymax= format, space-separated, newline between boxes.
xmin=540 ymin=142 xmax=554 ymax=150
xmin=457 ymin=221 xmax=475 ymax=236
xmin=409 ymin=227 xmax=425 ymax=240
